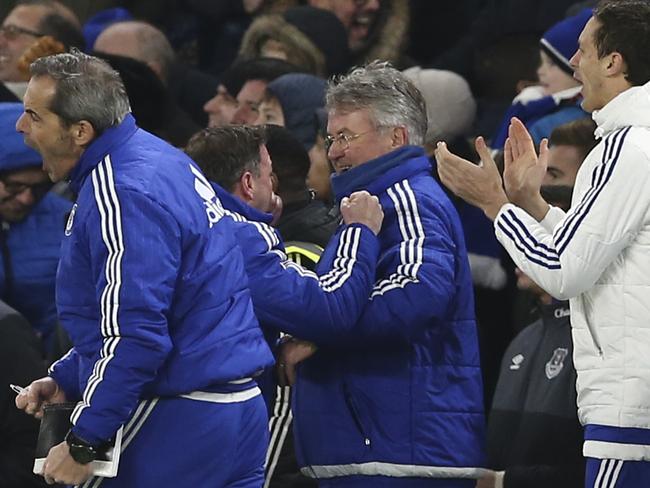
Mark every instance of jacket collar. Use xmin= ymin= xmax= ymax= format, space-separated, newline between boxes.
xmin=210 ymin=182 xmax=273 ymax=224
xmin=68 ymin=114 xmax=138 ymax=194
xmin=331 ymin=145 xmax=430 ymax=203
xmin=593 ymin=80 xmax=650 ymax=139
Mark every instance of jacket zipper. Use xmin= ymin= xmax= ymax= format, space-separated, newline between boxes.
xmin=343 ymin=384 xmax=371 ymax=447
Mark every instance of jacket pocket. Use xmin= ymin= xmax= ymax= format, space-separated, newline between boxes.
xmin=343 ymin=383 xmax=372 ymax=448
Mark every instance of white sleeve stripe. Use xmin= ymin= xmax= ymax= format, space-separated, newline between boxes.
xmin=497 ymin=214 xmax=561 ymax=269
xmin=281 ymin=259 xmax=319 ymax=278
xmin=319 ymin=226 xmax=354 ymax=284
xmin=318 ymin=226 xmax=359 ymax=290
xmin=553 ymin=127 xmax=629 ymax=254
xmin=72 ymin=336 xmax=120 ymax=423
xmin=48 ymin=347 xmax=74 ymax=375
xmin=371 ymin=180 xmax=423 ymax=298
xmin=72 ymin=155 xmax=125 ymax=424
xmin=501 ymin=210 xmax=560 ymax=262
xmin=398 ymin=180 xmax=424 ymax=277
xmin=320 ymin=227 xmax=361 ymax=292
xmin=102 ymin=157 xmax=125 ymax=336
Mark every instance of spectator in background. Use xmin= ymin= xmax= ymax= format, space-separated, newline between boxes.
xmin=0 ymin=102 xmax=71 ymax=355
xmin=280 ymin=61 xmax=485 ymax=486
xmin=96 ymin=52 xmax=200 ymax=147
xmin=480 ymin=271 xmax=583 ymax=488
xmin=0 ymin=300 xmax=49 ymax=488
xmin=238 ymin=5 xmax=350 ymax=78
xmin=403 ymin=66 xmax=476 ymax=149
xmin=94 ymin=20 xmax=174 ymax=85
xmin=543 ymin=117 xmax=597 ymax=188
xmin=255 ymin=73 xmax=335 ymax=203
xmin=92 ymin=19 xmax=218 ymax=127
xmin=265 ymin=125 xmax=339 ymax=251
xmin=0 ymin=0 xmax=83 ymax=100
xmin=203 ymin=57 xmax=298 ymax=126
xmin=491 ymin=9 xmax=593 ymax=148
xmin=307 ymin=0 xmax=409 ymax=67
xmin=256 ymin=73 xmax=326 ymax=149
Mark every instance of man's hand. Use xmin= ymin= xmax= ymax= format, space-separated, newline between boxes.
xmin=340 ymin=190 xmax=384 ymax=235
xmin=15 ymin=377 xmax=66 ymax=419
xmin=503 ymin=117 xmax=550 ymax=221
xmin=435 ymin=137 xmax=509 ymax=221
xmin=41 ymin=441 xmax=93 ymax=485
xmin=277 ymin=337 xmax=317 ymax=387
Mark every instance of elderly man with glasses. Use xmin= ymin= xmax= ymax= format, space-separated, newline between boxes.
xmin=279 ymin=61 xmax=486 ymax=487
xmin=0 ymin=0 xmax=81 ymax=99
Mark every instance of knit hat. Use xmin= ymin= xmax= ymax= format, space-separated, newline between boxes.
xmin=402 ymin=67 xmax=476 ymax=144
xmin=540 ymin=8 xmax=593 ymax=75
xmin=239 ymin=7 xmax=350 ymax=77
xmin=0 ymin=103 xmax=42 ymax=172
xmin=266 ymin=73 xmax=327 ymax=150
xmin=83 ymin=7 xmax=133 ymax=52
xmin=220 ymin=58 xmax=299 ymax=99
xmin=283 ymin=6 xmax=350 ymax=76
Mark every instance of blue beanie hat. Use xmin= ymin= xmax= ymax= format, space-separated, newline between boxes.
xmin=540 ymin=8 xmax=593 ymax=75
xmin=266 ymin=73 xmax=327 ymax=151
xmin=0 ymin=103 xmax=42 ymax=172
xmin=83 ymin=7 xmax=133 ymax=52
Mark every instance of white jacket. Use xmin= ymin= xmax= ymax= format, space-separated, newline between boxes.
xmin=495 ymin=80 xmax=650 ymax=461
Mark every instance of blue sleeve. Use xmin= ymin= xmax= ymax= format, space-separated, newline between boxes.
xmin=48 ymin=348 xmax=81 ymax=400
xmin=70 ymin=184 xmax=179 ymax=445
xmin=245 ymin=222 xmax=380 ymax=344
xmin=319 ymin=186 xmax=459 ymax=347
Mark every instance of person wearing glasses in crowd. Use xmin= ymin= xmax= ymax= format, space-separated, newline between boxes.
xmin=0 ymin=0 xmax=82 ymax=101
xmin=278 ymin=61 xmax=485 ymax=487
xmin=0 ymin=102 xmax=71 ymax=356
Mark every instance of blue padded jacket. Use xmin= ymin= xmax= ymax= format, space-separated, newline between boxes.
xmin=48 ymin=115 xmax=273 ymax=445
xmin=293 ymin=146 xmax=486 ymax=481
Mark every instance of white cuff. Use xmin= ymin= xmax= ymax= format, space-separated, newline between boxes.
xmin=495 ymin=470 xmax=505 ymax=488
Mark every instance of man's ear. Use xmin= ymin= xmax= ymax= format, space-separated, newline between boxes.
xmin=605 ymin=51 xmax=626 ymax=77
xmin=239 ymin=171 xmax=255 ymax=203
xmin=391 ymin=126 xmax=408 ymax=147
xmin=70 ymin=120 xmax=96 ymax=147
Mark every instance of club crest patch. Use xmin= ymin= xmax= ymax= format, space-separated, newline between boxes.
xmin=65 ymin=203 xmax=78 ymax=236
xmin=545 ymin=347 xmax=568 ymax=379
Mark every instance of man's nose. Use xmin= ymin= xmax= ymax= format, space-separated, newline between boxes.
xmin=13 ymin=187 xmax=36 ymax=206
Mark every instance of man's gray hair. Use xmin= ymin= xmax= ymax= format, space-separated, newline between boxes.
xmin=30 ymin=49 xmax=131 ymax=134
xmin=326 ymin=61 xmax=428 ymax=146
